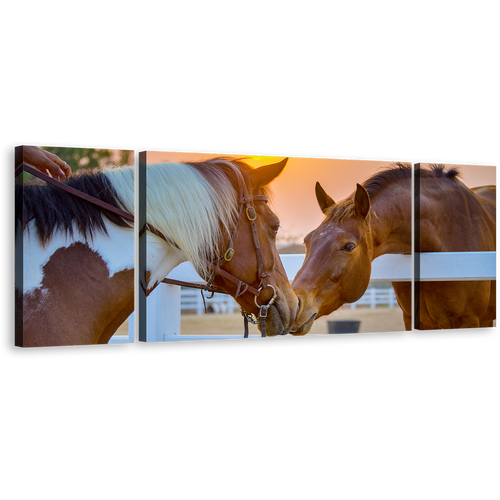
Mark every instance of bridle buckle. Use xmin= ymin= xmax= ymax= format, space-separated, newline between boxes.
xmin=259 ymin=304 xmax=270 ymax=319
xmin=224 ymin=248 xmax=234 ymax=262
xmin=246 ymin=206 xmax=257 ymax=221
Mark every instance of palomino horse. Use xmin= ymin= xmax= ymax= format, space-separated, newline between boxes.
xmin=16 ymin=157 xmax=298 ymax=346
xmin=291 ymin=163 xmax=496 ymax=333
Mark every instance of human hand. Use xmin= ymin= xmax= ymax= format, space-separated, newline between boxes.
xmin=23 ymin=146 xmax=72 ymax=180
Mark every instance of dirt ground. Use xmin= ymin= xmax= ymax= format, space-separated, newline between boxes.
xmin=110 ymin=306 xmax=404 ymax=340
xmin=179 ymin=305 xmax=406 ymax=336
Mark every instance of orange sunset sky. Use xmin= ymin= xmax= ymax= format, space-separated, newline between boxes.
xmin=145 ymin=151 xmax=496 ymax=245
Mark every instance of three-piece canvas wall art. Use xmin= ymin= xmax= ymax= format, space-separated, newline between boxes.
xmin=15 ymin=146 xmax=496 ymax=347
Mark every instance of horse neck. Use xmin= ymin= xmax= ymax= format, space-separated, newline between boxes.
xmin=16 ymin=222 xmax=185 ymax=347
xmin=369 ymin=181 xmax=412 ymax=259
xmin=418 ymin=181 xmax=496 ymax=251
xmin=21 ymin=221 xmax=136 ymax=345
xmin=144 ymin=233 xmax=187 ymax=291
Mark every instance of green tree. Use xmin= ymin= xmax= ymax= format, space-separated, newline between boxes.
xmin=41 ymin=147 xmax=112 ymax=172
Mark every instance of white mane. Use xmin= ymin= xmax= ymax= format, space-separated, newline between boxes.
xmin=104 ymin=160 xmax=242 ymax=280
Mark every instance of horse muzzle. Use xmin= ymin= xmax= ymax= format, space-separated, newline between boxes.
xmin=290 ymin=312 xmax=317 ymax=335
xmin=289 ymin=295 xmax=318 ymax=335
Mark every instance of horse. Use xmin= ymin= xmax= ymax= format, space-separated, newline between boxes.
xmin=291 ymin=163 xmax=496 ymax=334
xmin=16 ymin=156 xmax=298 ymax=347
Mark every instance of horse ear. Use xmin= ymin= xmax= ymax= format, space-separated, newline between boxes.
xmin=250 ymin=158 xmax=288 ymax=188
xmin=315 ymin=182 xmax=335 ymax=214
xmin=354 ymin=183 xmax=370 ymax=219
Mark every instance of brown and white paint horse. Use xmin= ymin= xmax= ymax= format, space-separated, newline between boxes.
xmin=16 ymin=157 xmax=299 ymax=346
xmin=291 ymin=163 xmax=496 ymax=334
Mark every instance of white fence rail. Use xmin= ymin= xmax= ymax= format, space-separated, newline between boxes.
xmin=181 ymin=287 xmax=397 ymax=315
xmin=127 ymin=252 xmax=495 ymax=342
xmin=181 ymin=289 xmax=236 ymax=315
xmin=349 ymin=287 xmax=397 ymax=309
xmin=179 ymin=285 xmax=397 ymax=315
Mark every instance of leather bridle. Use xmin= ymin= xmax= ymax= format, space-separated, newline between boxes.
xmin=210 ymin=188 xmax=277 ymax=337
xmin=16 ymin=163 xmax=277 ymax=337
xmin=162 ymin=172 xmax=277 ymax=337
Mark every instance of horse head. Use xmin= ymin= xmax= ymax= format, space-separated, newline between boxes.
xmin=291 ymin=182 xmax=374 ymax=334
xmin=208 ymin=158 xmax=299 ymax=336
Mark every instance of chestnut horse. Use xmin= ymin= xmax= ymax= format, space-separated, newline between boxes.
xmin=16 ymin=157 xmax=298 ymax=346
xmin=291 ymin=164 xmax=496 ymax=333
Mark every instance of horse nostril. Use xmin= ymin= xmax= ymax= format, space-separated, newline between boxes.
xmin=295 ymin=296 xmax=302 ymax=319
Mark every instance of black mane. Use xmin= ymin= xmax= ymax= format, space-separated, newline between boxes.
xmin=16 ymin=168 xmax=131 ymax=244
xmin=362 ymin=163 xmax=460 ymax=197
xmin=420 ymin=163 xmax=460 ymax=179
xmin=327 ymin=163 xmax=463 ymax=222
xmin=363 ymin=162 xmax=413 ymax=198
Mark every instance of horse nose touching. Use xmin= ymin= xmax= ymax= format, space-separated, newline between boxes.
xmin=295 ymin=295 xmax=302 ymax=320
xmin=289 ymin=292 xmax=318 ymax=335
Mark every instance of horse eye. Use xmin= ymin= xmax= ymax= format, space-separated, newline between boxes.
xmin=271 ymin=224 xmax=280 ymax=236
xmin=342 ymin=243 xmax=355 ymax=252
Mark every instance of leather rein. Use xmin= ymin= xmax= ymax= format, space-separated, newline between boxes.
xmin=16 ymin=164 xmax=276 ymax=338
